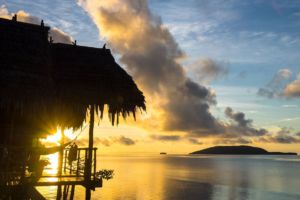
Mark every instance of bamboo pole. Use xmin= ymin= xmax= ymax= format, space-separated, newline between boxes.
xmin=85 ymin=105 xmax=94 ymax=200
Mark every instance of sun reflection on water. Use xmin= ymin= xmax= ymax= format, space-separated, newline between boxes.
xmin=42 ymin=153 xmax=59 ymax=176
xmin=40 ymin=128 xmax=75 ymax=177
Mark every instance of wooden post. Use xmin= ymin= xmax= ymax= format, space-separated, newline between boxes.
xmin=70 ymin=185 xmax=75 ymax=200
xmin=85 ymin=105 xmax=94 ymax=200
xmin=93 ymin=149 xmax=96 ymax=180
xmin=57 ymin=129 xmax=65 ymax=200
xmin=76 ymin=149 xmax=80 ymax=176
xmin=64 ymin=149 xmax=67 ymax=173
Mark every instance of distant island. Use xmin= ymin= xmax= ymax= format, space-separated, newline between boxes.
xmin=160 ymin=152 xmax=167 ymax=155
xmin=190 ymin=145 xmax=297 ymax=155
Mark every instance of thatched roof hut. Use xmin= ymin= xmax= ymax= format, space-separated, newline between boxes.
xmin=50 ymin=43 xmax=145 ymax=127
xmin=0 ymin=17 xmax=145 ymax=146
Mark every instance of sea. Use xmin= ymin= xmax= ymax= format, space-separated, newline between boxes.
xmin=38 ymin=154 xmax=300 ymax=200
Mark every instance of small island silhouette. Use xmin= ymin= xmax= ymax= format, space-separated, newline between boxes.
xmin=190 ymin=145 xmax=297 ymax=155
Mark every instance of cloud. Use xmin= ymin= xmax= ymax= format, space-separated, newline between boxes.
xmin=255 ymin=127 xmax=300 ymax=144
xmin=93 ymin=136 xmax=136 ymax=146
xmin=270 ymin=135 xmax=300 ymax=143
xmin=13 ymin=10 xmax=41 ymax=24
xmin=77 ymin=0 xmax=278 ymax=144
xmin=214 ymin=137 xmax=252 ymax=145
xmin=257 ymin=135 xmax=300 ymax=144
xmin=114 ymin=136 xmax=136 ymax=145
xmin=94 ymin=137 xmax=111 ymax=146
xmin=225 ymin=107 xmax=252 ymax=127
xmin=191 ymin=58 xmax=229 ymax=84
xmin=282 ymin=104 xmax=299 ymax=108
xmin=224 ymin=107 xmax=268 ymax=137
xmin=257 ymin=68 xmax=292 ymax=98
xmin=284 ymin=74 xmax=300 ymax=98
xmin=187 ymin=138 xmax=203 ymax=145
xmin=78 ymin=0 xmax=222 ymax=135
xmin=0 ymin=5 xmax=73 ymax=44
xmin=150 ymin=134 xmax=203 ymax=145
xmin=0 ymin=5 xmax=10 ymax=19
xmin=49 ymin=27 xmax=74 ymax=44
xmin=150 ymin=135 xmax=181 ymax=142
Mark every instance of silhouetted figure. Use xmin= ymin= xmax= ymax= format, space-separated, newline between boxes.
xmin=49 ymin=36 xmax=53 ymax=43
xmin=68 ymin=143 xmax=78 ymax=165
xmin=72 ymin=40 xmax=77 ymax=46
xmin=102 ymin=43 xmax=106 ymax=49
xmin=41 ymin=20 xmax=44 ymax=27
xmin=12 ymin=14 xmax=17 ymax=21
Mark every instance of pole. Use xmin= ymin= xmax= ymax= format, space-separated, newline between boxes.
xmin=85 ymin=105 xmax=94 ymax=200
xmin=57 ymin=129 xmax=64 ymax=200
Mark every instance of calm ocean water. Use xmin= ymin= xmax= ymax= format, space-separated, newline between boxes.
xmin=38 ymin=154 xmax=300 ymax=200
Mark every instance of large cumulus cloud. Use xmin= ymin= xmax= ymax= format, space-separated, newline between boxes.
xmin=78 ymin=0 xmax=221 ymax=136
xmin=77 ymin=0 xmax=300 ymax=144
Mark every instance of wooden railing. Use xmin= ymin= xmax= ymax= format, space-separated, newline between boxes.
xmin=0 ymin=146 xmax=98 ymax=186
xmin=62 ymin=147 xmax=97 ymax=180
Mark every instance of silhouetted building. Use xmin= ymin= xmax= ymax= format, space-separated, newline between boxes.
xmin=0 ymin=17 xmax=145 ymax=199
xmin=0 ymin=17 xmax=145 ymax=145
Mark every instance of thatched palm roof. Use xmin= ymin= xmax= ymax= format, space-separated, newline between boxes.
xmin=0 ymin=17 xmax=145 ymax=141
xmin=50 ymin=43 xmax=146 ymax=127
xmin=0 ymin=18 xmax=52 ymax=110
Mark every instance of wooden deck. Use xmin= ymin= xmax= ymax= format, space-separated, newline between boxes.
xmin=36 ymin=176 xmax=102 ymax=187
xmin=0 ymin=147 xmax=102 ymax=199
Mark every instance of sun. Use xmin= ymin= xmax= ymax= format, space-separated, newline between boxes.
xmin=41 ymin=128 xmax=76 ymax=145
xmin=40 ymin=128 xmax=76 ymax=175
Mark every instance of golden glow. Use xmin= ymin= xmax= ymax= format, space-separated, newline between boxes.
xmin=41 ymin=128 xmax=75 ymax=145
xmin=43 ymin=153 xmax=59 ymax=175
xmin=43 ymin=132 xmax=61 ymax=145
xmin=40 ymin=128 xmax=76 ymax=176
